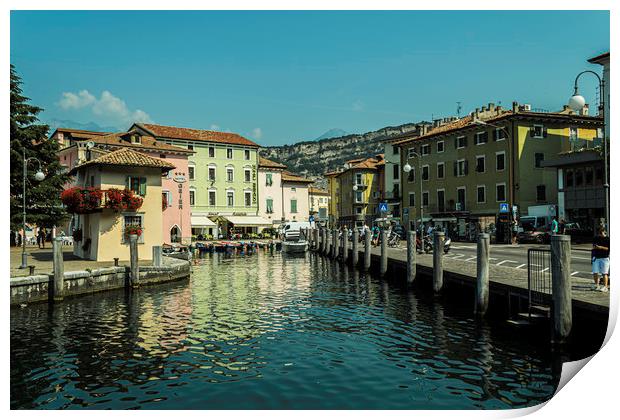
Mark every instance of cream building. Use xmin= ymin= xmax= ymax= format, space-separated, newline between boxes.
xmin=68 ymin=148 xmax=174 ymax=261
xmin=257 ymin=156 xmax=313 ymax=228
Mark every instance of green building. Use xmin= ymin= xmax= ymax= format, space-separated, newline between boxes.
xmin=130 ymin=123 xmax=267 ymax=238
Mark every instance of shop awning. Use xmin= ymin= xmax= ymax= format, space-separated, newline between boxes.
xmin=191 ymin=214 xmax=216 ymax=227
xmin=224 ymin=215 xmax=273 ymax=227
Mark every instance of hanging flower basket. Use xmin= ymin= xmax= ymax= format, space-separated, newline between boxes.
xmin=125 ymin=224 xmax=143 ymax=237
xmin=124 ymin=191 xmax=144 ymax=212
xmin=60 ymin=187 xmax=103 ymax=214
xmin=105 ymin=188 xmax=125 ymax=212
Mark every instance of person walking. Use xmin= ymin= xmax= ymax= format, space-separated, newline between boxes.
xmin=591 ymin=226 xmax=610 ymax=292
xmin=39 ymin=227 xmax=47 ymax=249
xmin=551 ymin=216 xmax=559 ymax=235
xmin=559 ymin=218 xmax=566 ymax=235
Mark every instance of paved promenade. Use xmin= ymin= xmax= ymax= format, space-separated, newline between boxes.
xmin=10 ymin=246 xmax=151 ymax=278
xmin=342 ymin=243 xmax=609 ymax=313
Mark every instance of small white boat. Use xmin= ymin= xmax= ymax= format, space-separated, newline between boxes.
xmin=282 ymin=240 xmax=308 ymax=253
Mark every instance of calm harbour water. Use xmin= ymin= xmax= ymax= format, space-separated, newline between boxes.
xmin=11 ymin=252 xmax=560 ymax=409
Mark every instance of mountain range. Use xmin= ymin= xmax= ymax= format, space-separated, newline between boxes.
xmin=260 ymin=121 xmax=429 ymax=188
xmin=45 ymin=118 xmax=120 ymax=134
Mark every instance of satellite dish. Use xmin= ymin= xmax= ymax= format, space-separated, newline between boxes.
xmin=86 ymin=141 xmax=95 ymax=149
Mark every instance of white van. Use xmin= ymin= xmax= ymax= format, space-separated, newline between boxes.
xmin=282 ymin=221 xmax=312 ymax=240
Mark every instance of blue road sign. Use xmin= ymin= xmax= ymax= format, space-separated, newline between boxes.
xmin=499 ymin=203 xmax=509 ymax=213
xmin=309 ymin=215 xmax=315 ymax=223
xmin=379 ymin=202 xmax=388 ymax=213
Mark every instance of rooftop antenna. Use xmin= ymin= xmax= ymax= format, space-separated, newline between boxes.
xmin=456 ymin=102 xmax=462 ymax=118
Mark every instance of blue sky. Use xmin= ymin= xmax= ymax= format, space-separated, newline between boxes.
xmin=10 ymin=10 xmax=609 ymax=146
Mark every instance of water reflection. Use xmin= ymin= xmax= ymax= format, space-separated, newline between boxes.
xmin=11 ymin=252 xmax=559 ymax=409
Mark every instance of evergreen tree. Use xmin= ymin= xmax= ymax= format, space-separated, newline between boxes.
xmin=10 ymin=64 xmax=71 ymax=231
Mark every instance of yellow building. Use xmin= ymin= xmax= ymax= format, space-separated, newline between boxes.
xmin=395 ymin=102 xmax=603 ymax=241
xmin=68 ymin=148 xmax=175 ymax=261
xmin=327 ymin=155 xmax=385 ymax=228
xmin=325 ymin=171 xmax=341 ymax=228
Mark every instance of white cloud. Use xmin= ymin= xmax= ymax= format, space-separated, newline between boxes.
xmin=56 ymin=89 xmax=152 ymax=128
xmin=58 ymin=90 xmax=95 ymax=110
xmin=210 ymin=124 xmax=221 ymax=131
xmin=251 ymin=127 xmax=263 ymax=140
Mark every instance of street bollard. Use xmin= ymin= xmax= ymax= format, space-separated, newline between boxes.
xmin=352 ymin=228 xmax=359 ymax=267
xmin=475 ymin=233 xmax=490 ymax=316
xmin=380 ymin=230 xmax=388 ymax=276
xmin=551 ymin=234 xmax=572 ymax=342
xmin=364 ymin=228 xmax=371 ymax=271
xmin=407 ymin=231 xmax=416 ymax=285
xmin=153 ymin=245 xmax=162 ymax=267
xmin=52 ymin=237 xmax=64 ymax=301
xmin=433 ymin=231 xmax=445 ymax=293
xmin=114 ymin=257 xmax=119 ymax=266
xmin=342 ymin=228 xmax=349 ymax=263
xmin=129 ymin=234 xmax=139 ymax=288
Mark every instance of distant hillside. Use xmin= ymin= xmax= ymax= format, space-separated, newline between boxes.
xmin=260 ymin=122 xmax=429 ymax=188
xmin=315 ymin=128 xmax=348 ymax=141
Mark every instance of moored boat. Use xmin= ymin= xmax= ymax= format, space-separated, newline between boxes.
xmin=282 ymin=240 xmax=308 ymax=254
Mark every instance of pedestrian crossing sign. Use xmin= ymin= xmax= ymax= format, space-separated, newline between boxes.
xmin=379 ymin=202 xmax=388 ymax=213
xmin=499 ymin=203 xmax=509 ymax=213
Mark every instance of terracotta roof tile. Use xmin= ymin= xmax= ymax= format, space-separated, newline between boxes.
xmin=309 ymin=186 xmax=329 ymax=195
xmin=139 ymin=123 xmax=260 ymax=147
xmin=258 ymin=156 xmax=287 ymax=169
xmin=81 ymin=131 xmax=194 ymax=154
xmin=71 ymin=148 xmax=176 ymax=174
xmin=282 ymin=171 xmax=313 ymax=183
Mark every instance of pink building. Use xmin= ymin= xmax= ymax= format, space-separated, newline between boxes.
xmin=54 ymin=128 xmax=195 ymax=244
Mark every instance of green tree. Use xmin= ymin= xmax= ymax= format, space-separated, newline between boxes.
xmin=10 ymin=64 xmax=71 ymax=232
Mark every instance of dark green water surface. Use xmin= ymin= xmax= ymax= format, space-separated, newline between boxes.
xmin=11 ymin=252 xmax=559 ymax=409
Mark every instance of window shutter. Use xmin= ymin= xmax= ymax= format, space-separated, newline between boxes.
xmin=464 ymin=136 xmax=468 ymax=147
xmin=453 ymin=161 xmax=458 ymax=176
xmin=125 ymin=176 xmax=130 ymax=191
xmin=530 ymin=126 xmax=536 ymax=137
xmin=455 ymin=138 xmax=458 ymax=149
xmin=464 ymin=160 xmax=469 ymax=175
xmin=493 ymin=129 xmax=497 ymax=141
xmin=139 ymin=177 xmax=147 ymax=196
xmin=168 ymin=192 xmax=173 ymax=205
xmin=543 ymin=127 xmax=548 ymax=138
xmin=483 ymin=132 xmax=488 ymax=143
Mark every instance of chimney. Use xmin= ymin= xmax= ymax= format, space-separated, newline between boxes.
xmin=512 ymin=101 xmax=519 ymax=112
xmin=481 ymin=105 xmax=487 ymax=112
xmin=488 ymin=102 xmax=495 ymax=111
xmin=76 ymin=141 xmax=87 ymax=163
xmin=475 ymin=108 xmax=480 ymax=118
xmin=581 ymin=104 xmax=589 ymax=116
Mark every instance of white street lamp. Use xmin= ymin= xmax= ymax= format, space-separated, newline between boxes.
xmin=568 ymin=93 xmax=586 ymax=112
xmin=352 ymin=184 xmax=358 ymax=191
xmin=568 ymin=70 xmax=608 ymax=229
xmin=20 ymin=151 xmax=46 ymax=269
xmin=403 ymin=162 xmax=412 ymax=173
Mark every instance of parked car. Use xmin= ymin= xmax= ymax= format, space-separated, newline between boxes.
xmin=563 ymin=222 xmax=593 ymax=243
xmin=517 ymin=229 xmax=550 ymax=244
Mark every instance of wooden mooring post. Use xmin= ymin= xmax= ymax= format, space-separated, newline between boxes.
xmin=352 ymin=228 xmax=359 ymax=267
xmin=433 ymin=231 xmax=445 ymax=293
xmin=52 ymin=237 xmax=64 ymax=301
xmin=332 ymin=229 xmax=339 ymax=260
xmin=364 ymin=228 xmax=371 ymax=271
xmin=475 ymin=233 xmax=490 ymax=316
xmin=314 ymin=228 xmax=319 ymax=251
xmin=342 ymin=228 xmax=349 ymax=263
xmin=551 ymin=234 xmax=572 ymax=342
xmin=129 ymin=234 xmax=139 ymax=288
xmin=380 ymin=230 xmax=388 ymax=276
xmin=407 ymin=231 xmax=416 ymax=285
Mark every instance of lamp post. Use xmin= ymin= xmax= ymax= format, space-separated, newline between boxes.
xmin=568 ymin=70 xmax=608 ymax=230
xmin=20 ymin=148 xmax=45 ymax=269
xmin=403 ymin=150 xmax=423 ymax=231
xmin=473 ymin=118 xmax=515 ymax=243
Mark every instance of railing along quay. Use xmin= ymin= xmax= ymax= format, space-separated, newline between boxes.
xmin=307 ymin=228 xmax=597 ymax=344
